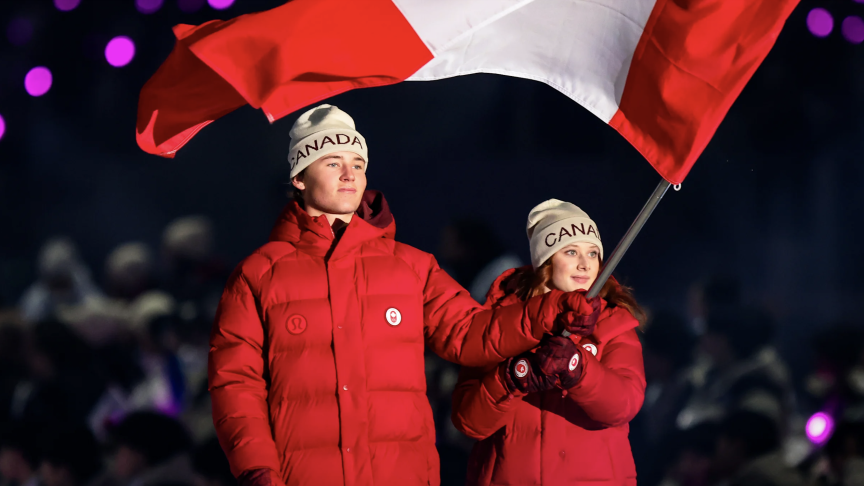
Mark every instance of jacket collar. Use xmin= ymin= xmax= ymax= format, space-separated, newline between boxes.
xmin=268 ymin=190 xmax=396 ymax=259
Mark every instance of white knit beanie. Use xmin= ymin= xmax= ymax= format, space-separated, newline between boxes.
xmin=288 ymin=104 xmax=368 ymax=178
xmin=526 ymin=199 xmax=603 ymax=268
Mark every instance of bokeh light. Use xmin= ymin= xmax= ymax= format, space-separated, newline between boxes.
xmin=105 ymin=36 xmax=136 ymax=67
xmin=136 ymin=0 xmax=164 ymax=14
xmin=0 ymin=114 xmax=6 ymax=142
xmin=806 ymin=412 xmax=835 ymax=445
xmin=178 ymin=0 xmax=205 ymax=13
xmin=7 ymin=17 xmax=34 ymax=46
xmin=54 ymin=0 xmax=81 ymax=12
xmin=208 ymin=0 xmax=234 ymax=9
xmin=842 ymin=16 xmax=864 ymax=44
xmin=25 ymin=67 xmax=53 ymax=97
xmin=807 ymin=8 xmax=834 ymax=38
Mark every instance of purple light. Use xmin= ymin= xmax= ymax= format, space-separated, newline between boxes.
xmin=842 ymin=16 xmax=864 ymax=44
xmin=105 ymin=36 xmax=136 ymax=67
xmin=25 ymin=67 xmax=53 ymax=97
xmin=806 ymin=412 xmax=835 ymax=445
xmin=136 ymin=0 xmax=164 ymax=14
xmin=807 ymin=8 xmax=834 ymax=37
xmin=7 ymin=17 xmax=34 ymax=46
xmin=178 ymin=0 xmax=205 ymax=13
xmin=208 ymin=0 xmax=234 ymax=9
xmin=0 ymin=114 xmax=5 ymax=142
xmin=54 ymin=0 xmax=81 ymax=12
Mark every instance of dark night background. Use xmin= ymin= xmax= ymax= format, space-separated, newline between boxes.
xmin=1 ymin=1 xmax=864 ymax=485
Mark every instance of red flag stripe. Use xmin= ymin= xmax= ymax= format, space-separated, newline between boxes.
xmin=609 ymin=0 xmax=799 ymax=184
xmin=136 ymin=0 xmax=432 ymax=157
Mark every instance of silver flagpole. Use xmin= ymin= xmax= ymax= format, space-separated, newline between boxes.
xmin=561 ymin=179 xmax=672 ymax=336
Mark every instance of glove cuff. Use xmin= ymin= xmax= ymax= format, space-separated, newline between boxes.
xmin=499 ymin=358 xmax=519 ymax=395
xmin=558 ymin=348 xmax=584 ymax=389
xmin=505 ymin=356 xmax=535 ymax=394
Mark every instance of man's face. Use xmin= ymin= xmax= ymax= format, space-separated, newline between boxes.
xmin=293 ymin=151 xmax=366 ymax=216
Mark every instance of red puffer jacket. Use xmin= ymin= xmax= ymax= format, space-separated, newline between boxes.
xmin=209 ymin=192 xmax=565 ymax=486
xmin=452 ymin=268 xmax=646 ymax=486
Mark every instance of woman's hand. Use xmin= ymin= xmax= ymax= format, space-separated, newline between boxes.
xmin=554 ymin=291 xmax=602 ymax=337
xmin=534 ymin=335 xmax=584 ymax=389
xmin=500 ymin=351 xmax=559 ymax=394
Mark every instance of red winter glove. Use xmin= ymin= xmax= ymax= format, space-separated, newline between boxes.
xmin=500 ymin=351 xmax=558 ymax=395
xmin=239 ymin=469 xmax=286 ymax=486
xmin=534 ymin=335 xmax=585 ymax=389
xmin=555 ymin=291 xmax=602 ymax=337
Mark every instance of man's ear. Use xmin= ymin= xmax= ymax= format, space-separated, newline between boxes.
xmin=291 ymin=174 xmax=306 ymax=191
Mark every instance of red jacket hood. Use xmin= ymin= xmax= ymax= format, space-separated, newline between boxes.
xmin=268 ymin=190 xmax=396 ymax=259
xmin=484 ymin=266 xmax=638 ymax=343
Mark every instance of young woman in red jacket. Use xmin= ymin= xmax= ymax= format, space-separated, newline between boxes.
xmin=452 ymin=199 xmax=648 ymax=486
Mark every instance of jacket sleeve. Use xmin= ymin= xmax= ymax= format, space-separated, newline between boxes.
xmin=421 ymin=255 xmax=559 ymax=367
xmin=208 ymin=267 xmax=282 ymax=479
xmin=451 ymin=364 xmax=524 ymax=440
xmin=566 ymin=327 xmax=646 ymax=427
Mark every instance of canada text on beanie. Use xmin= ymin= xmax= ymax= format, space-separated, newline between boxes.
xmin=526 ymin=199 xmax=603 ymax=268
xmin=288 ymin=104 xmax=368 ymax=178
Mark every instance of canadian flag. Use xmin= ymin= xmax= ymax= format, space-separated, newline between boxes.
xmin=137 ymin=0 xmax=798 ymax=184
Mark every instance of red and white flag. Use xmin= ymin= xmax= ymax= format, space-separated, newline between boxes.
xmin=137 ymin=0 xmax=799 ymax=183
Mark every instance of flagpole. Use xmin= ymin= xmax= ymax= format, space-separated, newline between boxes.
xmin=561 ymin=179 xmax=671 ymax=336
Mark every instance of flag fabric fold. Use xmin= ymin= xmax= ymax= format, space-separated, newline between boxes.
xmin=137 ymin=0 xmax=799 ymax=183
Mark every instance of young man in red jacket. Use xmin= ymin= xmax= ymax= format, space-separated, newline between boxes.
xmin=208 ymin=104 xmax=596 ymax=486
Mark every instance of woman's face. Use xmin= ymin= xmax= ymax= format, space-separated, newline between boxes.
xmin=548 ymin=242 xmax=601 ymax=292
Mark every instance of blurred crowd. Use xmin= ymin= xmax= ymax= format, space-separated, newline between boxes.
xmin=3 ymin=215 xmax=864 ymax=486
xmin=0 ymin=216 xmax=232 ymax=486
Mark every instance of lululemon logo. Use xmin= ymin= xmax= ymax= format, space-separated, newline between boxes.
xmin=582 ymin=343 xmax=597 ymax=356
xmin=514 ymin=359 xmax=529 ymax=378
xmin=386 ymin=308 xmax=402 ymax=326
xmin=569 ymin=353 xmax=580 ymax=371
xmin=286 ymin=315 xmax=307 ymax=335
